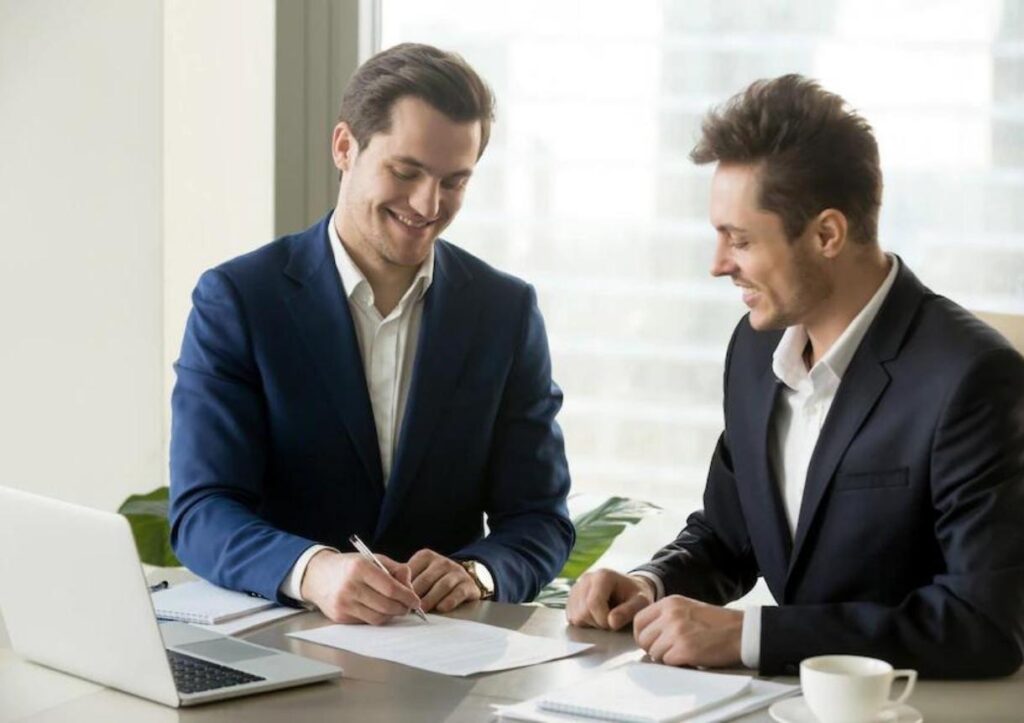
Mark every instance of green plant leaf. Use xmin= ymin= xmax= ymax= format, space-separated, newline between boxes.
xmin=556 ymin=496 xmax=661 ymax=581
xmin=117 ymin=486 xmax=180 ymax=567
xmin=533 ymin=577 xmax=572 ymax=609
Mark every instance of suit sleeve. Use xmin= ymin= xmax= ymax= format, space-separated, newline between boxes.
xmin=169 ymin=269 xmax=314 ymax=604
xmin=452 ymin=285 xmax=575 ymax=603
xmin=760 ymin=347 xmax=1024 ymax=678
xmin=633 ymin=322 xmax=760 ymax=603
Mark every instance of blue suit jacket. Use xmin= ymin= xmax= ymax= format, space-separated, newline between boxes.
xmin=636 ymin=261 xmax=1024 ymax=678
xmin=169 ymin=214 xmax=574 ymax=604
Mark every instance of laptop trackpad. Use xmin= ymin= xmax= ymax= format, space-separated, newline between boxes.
xmin=176 ymin=638 xmax=277 ymax=664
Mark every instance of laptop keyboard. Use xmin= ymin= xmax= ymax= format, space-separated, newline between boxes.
xmin=167 ymin=650 xmax=266 ymax=694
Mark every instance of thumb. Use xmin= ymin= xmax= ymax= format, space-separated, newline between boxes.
xmin=607 ymin=594 xmax=649 ymax=631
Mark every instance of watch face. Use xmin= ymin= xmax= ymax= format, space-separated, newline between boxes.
xmin=460 ymin=560 xmax=493 ymax=599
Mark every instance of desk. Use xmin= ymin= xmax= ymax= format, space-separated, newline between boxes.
xmin=1 ymin=603 xmax=1022 ymax=722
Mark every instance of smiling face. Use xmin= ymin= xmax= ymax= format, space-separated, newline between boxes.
xmin=332 ymin=95 xmax=481 ymax=271
xmin=708 ymin=162 xmax=832 ymax=331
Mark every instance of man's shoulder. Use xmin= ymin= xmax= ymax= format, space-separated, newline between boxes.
xmin=211 ymin=233 xmax=302 ymax=282
xmin=205 ymin=218 xmax=326 ymax=292
xmin=906 ymin=293 xmax=1021 ymax=370
xmin=435 ymin=239 xmax=531 ymax=299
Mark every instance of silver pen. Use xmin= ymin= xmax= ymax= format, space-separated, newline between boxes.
xmin=348 ymin=534 xmax=428 ymax=623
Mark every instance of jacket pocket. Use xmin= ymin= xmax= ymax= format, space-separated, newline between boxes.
xmin=834 ymin=467 xmax=909 ymax=491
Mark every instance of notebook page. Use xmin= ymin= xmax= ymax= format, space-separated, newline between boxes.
xmin=151 ymin=580 xmax=275 ymax=624
xmin=537 ymin=663 xmax=751 ymax=723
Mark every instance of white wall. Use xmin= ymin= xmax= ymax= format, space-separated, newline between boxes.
xmin=0 ymin=0 xmax=353 ymax=510
xmin=0 ymin=0 xmax=164 ymax=511
xmin=162 ymin=0 xmax=277 ymax=473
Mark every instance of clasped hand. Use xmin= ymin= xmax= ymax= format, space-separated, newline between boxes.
xmin=567 ymin=568 xmax=743 ymax=668
xmin=302 ymin=548 xmax=481 ymax=625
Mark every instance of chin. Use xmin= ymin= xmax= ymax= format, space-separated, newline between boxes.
xmin=385 ymin=240 xmax=434 ymax=268
xmin=748 ymin=309 xmax=785 ymax=332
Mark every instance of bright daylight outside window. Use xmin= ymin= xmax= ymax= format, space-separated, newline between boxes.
xmin=381 ymin=0 xmax=1024 ymax=517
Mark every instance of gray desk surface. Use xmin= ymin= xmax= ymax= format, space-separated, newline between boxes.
xmin=1 ymin=602 xmax=1022 ymax=722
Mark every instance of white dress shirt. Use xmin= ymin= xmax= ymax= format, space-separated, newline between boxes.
xmin=635 ymin=256 xmax=899 ymax=669
xmin=279 ymin=213 xmax=432 ymax=602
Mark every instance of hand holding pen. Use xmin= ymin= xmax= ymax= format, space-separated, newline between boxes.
xmin=299 ymin=538 xmax=427 ymax=625
xmin=349 ymin=535 xmax=428 ymax=622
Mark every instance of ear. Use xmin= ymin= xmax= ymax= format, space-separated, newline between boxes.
xmin=331 ymin=122 xmax=359 ymax=172
xmin=814 ymin=209 xmax=848 ymax=259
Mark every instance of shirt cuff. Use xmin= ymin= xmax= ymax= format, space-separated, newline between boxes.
xmin=740 ymin=605 xmax=762 ymax=669
xmin=629 ymin=571 xmax=664 ymax=601
xmin=280 ymin=544 xmax=337 ymax=603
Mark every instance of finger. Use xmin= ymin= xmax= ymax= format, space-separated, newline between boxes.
xmin=633 ymin=600 xmax=658 ymax=633
xmin=324 ymin=597 xmax=391 ymax=626
xmin=359 ymin=561 xmax=422 ymax=610
xmin=420 ymin=570 xmax=463 ymax=611
xmin=436 ymin=581 xmax=475 ymax=613
xmin=661 ymin=641 xmax=692 ymax=668
xmin=567 ymin=579 xmax=599 ymax=627
xmin=410 ymin=559 xmax=450 ymax=598
xmin=584 ymin=585 xmax=613 ymax=629
xmin=634 ymin=609 xmax=662 ymax=650
xmin=356 ymin=580 xmax=421 ymax=618
xmin=345 ymin=599 xmax=394 ymax=626
xmin=607 ymin=594 xmax=648 ymax=631
xmin=378 ymin=555 xmax=414 ymax=587
xmin=406 ymin=549 xmax=437 ymax=576
xmin=647 ymin=631 xmax=674 ymax=664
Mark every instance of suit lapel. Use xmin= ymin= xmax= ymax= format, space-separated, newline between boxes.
xmin=787 ymin=259 xmax=927 ymax=577
xmin=283 ymin=216 xmax=383 ymax=491
xmin=787 ymin=356 xmax=890 ymax=574
xmin=748 ymin=364 xmax=793 ymax=589
xmin=374 ymin=242 xmax=479 ymax=539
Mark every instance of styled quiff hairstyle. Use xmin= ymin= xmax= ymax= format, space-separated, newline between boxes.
xmin=690 ymin=74 xmax=882 ymax=244
xmin=339 ymin=42 xmax=495 ymax=159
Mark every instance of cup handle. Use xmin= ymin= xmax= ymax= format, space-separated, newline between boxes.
xmin=888 ymin=669 xmax=917 ymax=707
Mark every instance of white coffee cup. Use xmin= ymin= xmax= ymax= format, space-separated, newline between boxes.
xmin=800 ymin=655 xmax=916 ymax=723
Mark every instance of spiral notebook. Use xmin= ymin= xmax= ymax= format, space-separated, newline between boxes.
xmin=150 ymin=580 xmax=275 ymax=624
xmin=535 ymin=663 xmax=752 ymax=723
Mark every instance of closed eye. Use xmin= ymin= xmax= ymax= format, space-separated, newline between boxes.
xmin=442 ymin=176 xmax=469 ymax=191
xmin=390 ymin=167 xmax=418 ymax=182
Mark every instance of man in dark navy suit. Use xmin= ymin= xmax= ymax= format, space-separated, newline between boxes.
xmin=568 ymin=75 xmax=1024 ymax=678
xmin=170 ymin=44 xmax=573 ymax=624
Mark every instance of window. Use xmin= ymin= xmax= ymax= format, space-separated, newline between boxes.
xmin=381 ymin=0 xmax=1024 ymax=513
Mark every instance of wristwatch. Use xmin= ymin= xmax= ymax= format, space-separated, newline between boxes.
xmin=459 ymin=559 xmax=495 ymax=600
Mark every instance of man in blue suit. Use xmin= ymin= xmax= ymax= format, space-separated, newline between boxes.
xmin=568 ymin=75 xmax=1024 ymax=677
xmin=170 ymin=44 xmax=573 ymax=624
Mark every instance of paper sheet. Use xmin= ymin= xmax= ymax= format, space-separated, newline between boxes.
xmin=287 ymin=614 xmax=592 ymax=676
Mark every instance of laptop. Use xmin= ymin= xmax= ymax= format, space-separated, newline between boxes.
xmin=0 ymin=485 xmax=342 ymax=707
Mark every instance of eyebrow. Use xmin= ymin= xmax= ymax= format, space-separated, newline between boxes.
xmin=391 ymin=155 xmax=474 ymax=179
xmin=715 ymin=223 xmax=748 ymax=234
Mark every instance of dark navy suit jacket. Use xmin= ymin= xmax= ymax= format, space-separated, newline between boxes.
xmin=169 ymin=214 xmax=574 ymax=604
xmin=636 ymin=262 xmax=1024 ymax=678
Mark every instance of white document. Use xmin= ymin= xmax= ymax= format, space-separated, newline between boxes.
xmin=194 ymin=605 xmax=304 ymax=636
xmin=287 ymin=614 xmax=592 ymax=676
xmin=496 ymin=675 xmax=800 ymax=723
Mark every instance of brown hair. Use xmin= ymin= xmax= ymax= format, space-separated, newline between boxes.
xmin=339 ymin=42 xmax=495 ymax=159
xmin=691 ymin=74 xmax=882 ymax=244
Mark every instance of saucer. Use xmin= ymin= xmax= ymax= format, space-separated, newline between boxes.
xmin=769 ymin=695 xmax=923 ymax=723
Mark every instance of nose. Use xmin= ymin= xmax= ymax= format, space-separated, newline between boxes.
xmin=710 ymin=238 xmax=737 ymax=278
xmin=409 ymin=179 xmax=440 ymax=219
